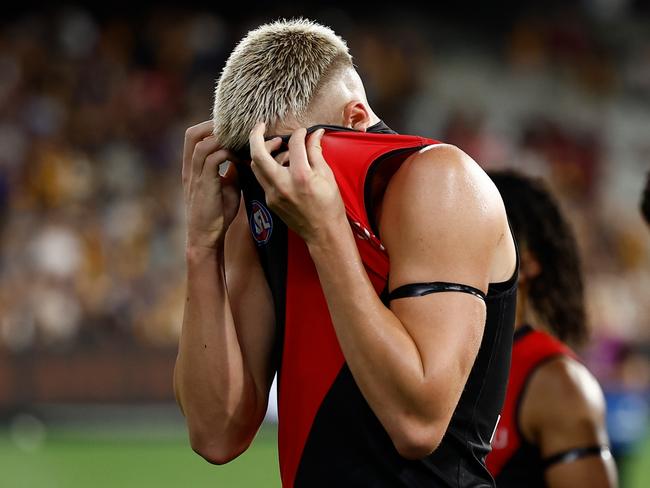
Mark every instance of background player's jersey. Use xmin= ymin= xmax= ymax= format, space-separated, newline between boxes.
xmin=486 ymin=325 xmax=575 ymax=487
xmin=238 ymin=122 xmax=518 ymax=487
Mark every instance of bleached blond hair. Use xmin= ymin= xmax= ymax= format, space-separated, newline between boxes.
xmin=212 ymin=19 xmax=353 ymax=150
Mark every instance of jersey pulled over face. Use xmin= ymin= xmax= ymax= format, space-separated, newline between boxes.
xmin=237 ymin=122 xmax=518 ymax=488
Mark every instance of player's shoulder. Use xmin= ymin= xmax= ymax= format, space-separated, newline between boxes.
xmin=401 ymin=143 xmax=500 ymax=200
xmin=526 ymin=355 xmax=606 ymax=431
xmin=388 ymin=143 xmax=505 ymax=224
xmin=403 ymin=143 xmax=475 ymax=178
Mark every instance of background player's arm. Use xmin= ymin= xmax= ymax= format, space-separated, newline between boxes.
xmin=248 ymin=126 xmax=514 ymax=460
xmin=174 ymin=122 xmax=276 ymax=465
xmin=521 ymin=357 xmax=618 ymax=488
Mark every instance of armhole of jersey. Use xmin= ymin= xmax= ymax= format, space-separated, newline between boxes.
xmin=487 ymin=218 xmax=520 ymax=295
xmin=513 ymin=324 xmax=535 ymax=342
xmin=388 ymin=281 xmax=486 ymax=302
xmin=363 ymin=144 xmax=430 ymax=237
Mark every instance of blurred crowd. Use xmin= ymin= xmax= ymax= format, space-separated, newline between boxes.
xmin=0 ymin=4 xmax=649 ymax=419
xmin=0 ymin=8 xmax=232 ymax=350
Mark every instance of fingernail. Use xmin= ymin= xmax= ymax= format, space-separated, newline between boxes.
xmin=218 ymin=161 xmax=231 ymax=176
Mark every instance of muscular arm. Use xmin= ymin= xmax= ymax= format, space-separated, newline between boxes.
xmin=520 ymin=356 xmax=618 ymax=487
xmin=174 ymin=200 xmax=276 ymax=464
xmin=305 ymin=144 xmax=515 ymax=458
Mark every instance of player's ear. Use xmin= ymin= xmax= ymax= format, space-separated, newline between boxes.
xmin=342 ymin=101 xmax=372 ymax=131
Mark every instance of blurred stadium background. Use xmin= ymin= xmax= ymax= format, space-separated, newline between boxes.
xmin=1 ymin=1 xmax=649 ymax=486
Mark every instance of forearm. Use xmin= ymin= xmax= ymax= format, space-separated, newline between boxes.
xmin=175 ymin=245 xmax=261 ymax=457
xmin=306 ymin=221 xmax=446 ymax=448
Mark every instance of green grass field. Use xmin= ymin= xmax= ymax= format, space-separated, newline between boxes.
xmin=0 ymin=423 xmax=280 ymax=488
xmin=624 ymin=434 xmax=650 ymax=488
xmin=1 ymin=422 xmax=649 ymax=487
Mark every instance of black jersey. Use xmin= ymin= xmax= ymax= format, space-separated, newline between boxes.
xmin=238 ymin=122 xmax=518 ymax=487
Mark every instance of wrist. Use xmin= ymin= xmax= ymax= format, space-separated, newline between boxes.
xmin=185 ymin=241 xmax=224 ymax=265
xmin=305 ymin=215 xmax=353 ymax=255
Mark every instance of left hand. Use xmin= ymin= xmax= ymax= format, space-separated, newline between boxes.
xmin=248 ymin=122 xmax=347 ymax=243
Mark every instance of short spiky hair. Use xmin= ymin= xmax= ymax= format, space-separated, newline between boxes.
xmin=213 ymin=19 xmax=353 ymax=150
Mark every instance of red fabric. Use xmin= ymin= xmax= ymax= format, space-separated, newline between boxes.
xmin=277 ymin=130 xmax=437 ymax=487
xmin=486 ymin=328 xmax=576 ymax=477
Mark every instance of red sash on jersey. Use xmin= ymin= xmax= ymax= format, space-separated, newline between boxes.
xmin=486 ymin=326 xmax=576 ymax=477
xmin=278 ymin=130 xmax=437 ymax=487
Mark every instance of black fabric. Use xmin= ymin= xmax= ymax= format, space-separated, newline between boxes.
xmin=366 ymin=120 xmax=398 ymax=134
xmin=295 ymin=365 xmax=469 ymax=487
xmin=513 ymin=323 xmax=534 ymax=342
xmin=541 ymin=445 xmax=610 ymax=470
xmin=495 ymin=442 xmax=546 ymax=488
xmin=389 ymin=281 xmax=486 ymax=302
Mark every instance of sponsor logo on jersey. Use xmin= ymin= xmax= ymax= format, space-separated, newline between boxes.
xmin=250 ymin=200 xmax=273 ymax=245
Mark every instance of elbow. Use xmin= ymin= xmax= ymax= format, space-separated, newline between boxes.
xmin=390 ymin=418 xmax=446 ymax=461
xmin=193 ymin=444 xmax=236 ymax=466
xmin=189 ymin=430 xmax=249 ymax=466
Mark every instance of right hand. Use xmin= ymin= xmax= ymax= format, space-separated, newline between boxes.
xmin=182 ymin=121 xmax=241 ymax=250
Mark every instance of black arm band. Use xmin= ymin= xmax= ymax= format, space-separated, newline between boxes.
xmin=388 ymin=282 xmax=486 ymax=302
xmin=541 ymin=445 xmax=611 ymax=470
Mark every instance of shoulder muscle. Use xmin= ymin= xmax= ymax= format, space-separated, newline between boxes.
xmin=380 ymin=143 xmax=507 ymax=292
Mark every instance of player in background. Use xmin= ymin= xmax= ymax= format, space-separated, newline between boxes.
xmin=486 ymin=170 xmax=618 ymax=487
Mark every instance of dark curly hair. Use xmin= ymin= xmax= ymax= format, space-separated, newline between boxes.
xmin=489 ymin=170 xmax=587 ymax=346
xmin=642 ymin=171 xmax=650 ymax=226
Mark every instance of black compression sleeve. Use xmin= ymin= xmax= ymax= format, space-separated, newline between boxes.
xmin=388 ymin=282 xmax=486 ymax=302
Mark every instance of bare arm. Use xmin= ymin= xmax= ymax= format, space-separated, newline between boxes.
xmin=521 ymin=356 xmax=618 ymax=488
xmin=173 ymin=122 xmax=275 ymax=465
xmin=248 ymin=125 xmax=515 ymax=459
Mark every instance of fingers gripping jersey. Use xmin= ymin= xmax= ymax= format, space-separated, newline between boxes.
xmin=238 ymin=125 xmax=518 ymax=487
